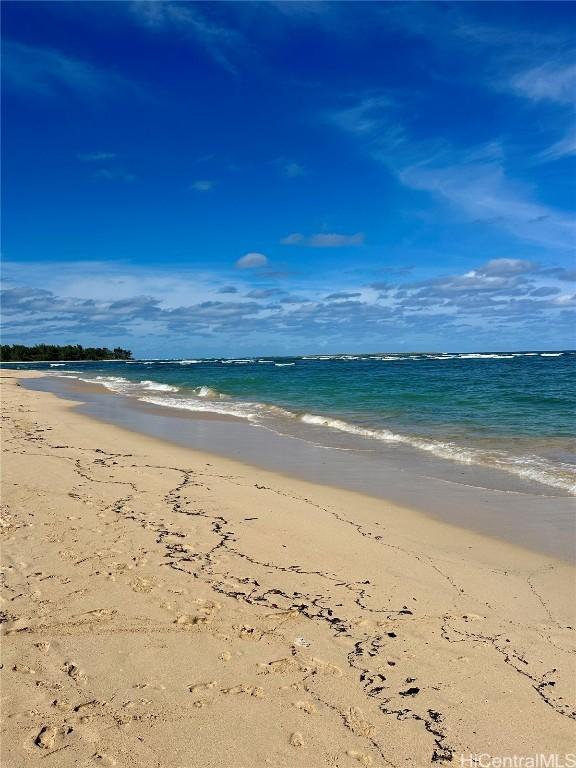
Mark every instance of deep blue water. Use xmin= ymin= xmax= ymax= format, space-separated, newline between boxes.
xmin=5 ymin=350 xmax=575 ymax=492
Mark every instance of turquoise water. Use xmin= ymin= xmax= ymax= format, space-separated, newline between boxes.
xmin=6 ymin=351 xmax=575 ymax=492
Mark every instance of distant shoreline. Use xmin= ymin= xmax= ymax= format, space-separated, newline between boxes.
xmin=1 ymin=348 xmax=572 ymax=364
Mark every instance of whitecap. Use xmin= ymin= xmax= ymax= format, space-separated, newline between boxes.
xmin=139 ymin=380 xmax=179 ymax=392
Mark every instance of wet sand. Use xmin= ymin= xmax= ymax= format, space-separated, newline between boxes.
xmin=24 ymin=373 xmax=576 ymax=561
xmin=1 ymin=371 xmax=575 ymax=767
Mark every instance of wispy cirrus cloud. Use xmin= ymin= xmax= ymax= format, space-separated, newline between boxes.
xmin=537 ymin=127 xmax=576 ymax=163
xmin=510 ymin=59 xmax=576 ymax=105
xmin=281 ymin=232 xmax=364 ymax=247
xmin=78 ymin=151 xmax=118 ymax=162
xmin=76 ymin=149 xmax=135 ymax=182
xmin=190 ymin=179 xmax=216 ymax=192
xmin=281 ymin=161 xmax=306 ymax=178
xmin=398 ymin=148 xmax=575 ymax=251
xmin=128 ymin=0 xmax=246 ymax=74
xmin=93 ymin=168 xmax=136 ymax=183
xmin=273 ymin=158 xmax=307 ymax=178
xmin=330 ymin=96 xmax=575 ymax=252
xmin=2 ymin=40 xmax=137 ymax=100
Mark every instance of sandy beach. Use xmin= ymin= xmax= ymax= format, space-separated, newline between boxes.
xmin=1 ymin=370 xmax=575 ymax=767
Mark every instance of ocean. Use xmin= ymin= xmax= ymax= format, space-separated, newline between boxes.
xmin=7 ymin=350 xmax=575 ymax=495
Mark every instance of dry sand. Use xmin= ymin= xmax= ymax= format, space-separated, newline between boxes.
xmin=1 ymin=371 xmax=575 ymax=767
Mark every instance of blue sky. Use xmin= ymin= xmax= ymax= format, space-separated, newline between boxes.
xmin=2 ymin=1 xmax=575 ymax=356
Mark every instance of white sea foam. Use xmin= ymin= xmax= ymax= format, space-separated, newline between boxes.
xmin=88 ymin=375 xmax=130 ymax=386
xmin=58 ymin=362 xmax=574 ymax=495
xmin=275 ymin=362 xmax=295 ymax=366
xmin=139 ymin=380 xmax=179 ymax=392
xmin=48 ymin=370 xmax=83 ymax=376
xmin=76 ymin=376 xmax=179 ymax=394
xmin=458 ymin=354 xmax=515 ymax=359
xmin=140 ymin=395 xmax=258 ymax=420
xmin=192 ymin=385 xmax=229 ymax=399
xmin=541 ymin=352 xmax=562 ymax=357
xmin=299 ymin=413 xmax=576 ymax=493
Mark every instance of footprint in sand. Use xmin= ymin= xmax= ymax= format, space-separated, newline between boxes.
xmin=294 ymin=700 xmax=316 ymax=714
xmin=290 ymin=732 xmax=304 ymax=747
xmin=94 ymin=752 xmax=117 ymax=766
xmin=344 ymin=707 xmax=374 ymax=738
xmin=85 ymin=608 xmax=116 ymax=619
xmin=234 ymin=624 xmax=266 ymax=641
xmin=35 ymin=725 xmax=57 ymax=749
xmin=64 ymin=662 xmax=88 ymax=684
xmin=260 ymin=656 xmax=343 ymax=678
xmin=188 ymin=681 xmax=218 ymax=694
xmin=51 ymin=699 xmax=70 ymax=711
xmin=222 ymin=683 xmax=264 ymax=698
xmin=13 ymin=663 xmax=38 ymax=674
xmin=193 ymin=698 xmax=214 ymax=709
xmin=34 ymin=724 xmax=73 ymax=750
xmin=130 ymin=577 xmax=155 ymax=593
xmin=347 ymin=750 xmax=373 ymax=766
xmin=174 ymin=613 xmax=213 ymax=628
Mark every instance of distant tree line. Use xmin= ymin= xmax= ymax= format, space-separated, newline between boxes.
xmin=0 ymin=344 xmax=133 ymax=361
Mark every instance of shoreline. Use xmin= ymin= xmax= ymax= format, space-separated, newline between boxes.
xmin=4 ymin=355 xmax=574 ymax=501
xmin=18 ymin=371 xmax=576 ymax=562
xmin=2 ymin=371 xmax=575 ymax=765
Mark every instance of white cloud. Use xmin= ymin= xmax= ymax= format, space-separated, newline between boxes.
xmin=281 ymin=232 xmax=364 ymax=247
xmin=308 ymin=232 xmax=364 ymax=248
xmin=128 ymin=0 xmax=245 ymax=74
xmin=2 ymin=257 xmax=573 ymax=353
xmin=510 ymin=60 xmax=576 ymax=105
xmin=538 ymin=128 xmax=576 ymax=163
xmin=94 ymin=168 xmax=136 ymax=183
xmin=480 ymin=259 xmax=536 ymax=276
xmin=283 ymin=161 xmax=306 ymax=178
xmin=191 ymin=179 xmax=216 ymax=191
xmin=78 ymin=152 xmax=117 ymax=162
xmin=246 ymin=288 xmax=282 ymax=299
xmin=399 ymin=152 xmax=575 ymax=250
xmin=236 ymin=252 xmax=268 ymax=269
xmin=281 ymin=233 xmax=305 ymax=245
xmin=331 ymin=95 xmax=574 ymax=252
xmin=273 ymin=158 xmax=307 ymax=178
xmin=3 ymin=40 xmax=136 ymax=100
xmin=330 ymin=95 xmax=398 ymax=138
